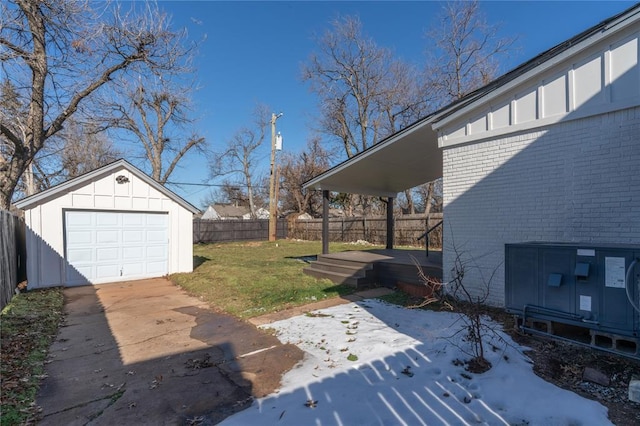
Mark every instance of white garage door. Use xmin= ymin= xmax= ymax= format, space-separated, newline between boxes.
xmin=65 ymin=211 xmax=168 ymax=285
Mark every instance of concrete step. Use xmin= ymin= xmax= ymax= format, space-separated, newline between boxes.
xmin=308 ymin=260 xmax=371 ymax=277
xmin=377 ymin=263 xmax=442 ymax=286
xmin=316 ymin=254 xmax=374 ymax=269
xmin=303 ymin=266 xmax=372 ymax=288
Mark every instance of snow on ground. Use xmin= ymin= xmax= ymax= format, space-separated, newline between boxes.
xmin=221 ymin=299 xmax=611 ymax=425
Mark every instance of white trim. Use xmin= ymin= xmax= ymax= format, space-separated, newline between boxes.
xmin=434 ymin=10 xmax=640 ymax=130
xmin=14 ymin=159 xmax=199 ymax=214
xmin=438 ymin=97 xmax=640 ymax=148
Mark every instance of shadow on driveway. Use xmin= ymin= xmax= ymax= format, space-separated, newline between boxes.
xmin=37 ymin=278 xmax=303 ymax=425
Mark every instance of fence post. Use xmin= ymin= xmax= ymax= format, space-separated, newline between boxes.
xmin=363 ymin=217 xmax=366 ymax=242
xmin=1 ymin=211 xmax=19 ymax=310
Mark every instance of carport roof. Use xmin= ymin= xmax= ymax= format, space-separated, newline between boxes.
xmin=14 ymin=159 xmax=200 ymax=213
xmin=302 ymin=116 xmax=442 ymax=197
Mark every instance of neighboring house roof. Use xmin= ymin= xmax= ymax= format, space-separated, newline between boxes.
xmin=303 ymin=3 xmax=640 ymax=197
xmin=295 ymin=212 xmax=313 ymax=220
xmin=200 ymin=206 xmax=219 ymax=220
xmin=243 ymin=207 xmax=269 ymax=220
xmin=203 ymin=204 xmax=251 ymax=219
xmin=14 ymin=158 xmax=199 ymax=213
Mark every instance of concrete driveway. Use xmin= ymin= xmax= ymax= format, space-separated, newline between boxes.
xmin=36 ymin=278 xmax=303 ymax=425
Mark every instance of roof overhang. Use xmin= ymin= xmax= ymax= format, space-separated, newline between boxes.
xmin=303 ymin=117 xmax=442 ymax=197
xmin=305 ymin=4 xmax=640 ymax=198
xmin=14 ymin=159 xmax=200 ymax=214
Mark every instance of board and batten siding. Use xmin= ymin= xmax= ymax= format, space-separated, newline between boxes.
xmin=437 ymin=27 xmax=640 ymax=306
xmin=23 ymin=166 xmax=193 ymax=288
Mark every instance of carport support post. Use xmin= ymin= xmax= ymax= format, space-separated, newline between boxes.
xmin=322 ymin=190 xmax=329 ymax=254
xmin=386 ymin=196 xmax=394 ymax=249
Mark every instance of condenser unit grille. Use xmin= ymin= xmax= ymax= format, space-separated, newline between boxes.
xmin=505 ymin=242 xmax=640 ymax=359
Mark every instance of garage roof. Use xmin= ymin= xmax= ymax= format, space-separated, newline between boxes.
xmin=14 ymin=159 xmax=199 ymax=213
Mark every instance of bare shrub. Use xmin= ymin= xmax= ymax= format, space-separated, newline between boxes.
xmin=410 ymin=244 xmax=504 ymax=374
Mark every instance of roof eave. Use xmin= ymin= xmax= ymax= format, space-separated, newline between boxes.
xmin=302 ymin=115 xmax=436 ymax=192
xmin=14 ymin=159 xmax=199 ymax=214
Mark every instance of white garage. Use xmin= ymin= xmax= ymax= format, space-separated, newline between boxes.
xmin=15 ymin=159 xmax=199 ymax=289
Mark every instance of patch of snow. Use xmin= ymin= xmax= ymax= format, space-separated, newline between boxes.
xmin=221 ymin=299 xmax=611 ymax=425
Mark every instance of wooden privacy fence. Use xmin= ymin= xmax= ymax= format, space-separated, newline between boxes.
xmin=193 ymin=214 xmax=443 ymax=248
xmin=286 ymin=213 xmax=443 ymax=248
xmin=1 ymin=210 xmax=26 ymax=310
xmin=193 ymin=218 xmax=288 ymax=243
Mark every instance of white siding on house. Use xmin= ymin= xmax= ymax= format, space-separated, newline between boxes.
xmin=442 ymin=106 xmax=640 ymax=306
xmin=438 ymin=29 xmax=640 ymax=148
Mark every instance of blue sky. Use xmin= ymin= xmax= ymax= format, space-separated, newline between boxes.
xmin=155 ymin=1 xmax=636 ymax=207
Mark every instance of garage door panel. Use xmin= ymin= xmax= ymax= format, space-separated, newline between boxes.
xmin=96 ymin=230 xmax=119 ymax=244
xmin=67 ymin=248 xmax=94 ymax=263
xmin=123 ymin=246 xmax=145 ymax=260
xmin=68 ymin=211 xmax=93 ymax=227
xmin=96 ymin=264 xmax=121 ymax=280
xmin=122 ymin=213 xmax=145 ymax=227
xmin=146 ymin=230 xmax=167 ymax=243
xmin=67 ymin=265 xmax=92 ymax=284
xmin=146 ymin=260 xmax=167 ymax=275
xmin=123 ymin=263 xmax=144 ymax=276
xmin=146 ymin=214 xmax=168 ymax=226
xmin=96 ymin=247 xmax=119 ymax=261
xmin=65 ymin=211 xmax=168 ymax=285
xmin=96 ymin=212 xmax=119 ymax=227
xmin=67 ymin=230 xmax=93 ymax=245
xmin=146 ymin=246 xmax=166 ymax=259
xmin=123 ymin=230 xmax=144 ymax=243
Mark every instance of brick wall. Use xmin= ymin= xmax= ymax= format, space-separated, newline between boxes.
xmin=442 ymin=106 xmax=640 ymax=306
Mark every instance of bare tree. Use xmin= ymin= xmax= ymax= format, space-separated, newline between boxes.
xmin=417 ymin=178 xmax=443 ymax=215
xmin=304 ymin=15 xmax=426 ymax=160
xmin=279 ymin=137 xmax=333 ymax=216
xmin=0 ymin=0 xmax=193 ymax=209
xmin=56 ymin=119 xmax=121 ymax=179
xmin=200 ymin=180 xmax=254 ymax=210
xmin=377 ymin=61 xmax=432 ymax=215
xmin=303 ymin=15 xmax=432 ymax=216
xmin=102 ymin=78 xmax=206 ymax=184
xmin=425 ymin=0 xmax=517 ymax=104
xmin=19 ymin=118 xmax=121 ymax=192
xmin=210 ymin=104 xmax=270 ymax=218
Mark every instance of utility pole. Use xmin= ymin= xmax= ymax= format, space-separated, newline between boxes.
xmin=269 ymin=112 xmax=283 ymax=241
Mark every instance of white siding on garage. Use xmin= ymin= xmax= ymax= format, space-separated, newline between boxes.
xmin=65 ymin=211 xmax=168 ymax=285
xmin=19 ymin=162 xmax=195 ymax=289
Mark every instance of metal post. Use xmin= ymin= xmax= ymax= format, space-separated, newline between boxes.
xmin=322 ymin=190 xmax=329 ymax=254
xmin=386 ymin=196 xmax=394 ymax=249
xmin=426 ymin=214 xmax=430 ymax=257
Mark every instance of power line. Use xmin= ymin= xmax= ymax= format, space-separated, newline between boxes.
xmin=165 ymin=181 xmax=270 ymax=190
xmin=164 ymin=181 xmax=218 ymax=187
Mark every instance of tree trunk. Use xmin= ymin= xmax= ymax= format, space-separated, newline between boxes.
xmin=404 ymin=189 xmax=415 ymax=215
